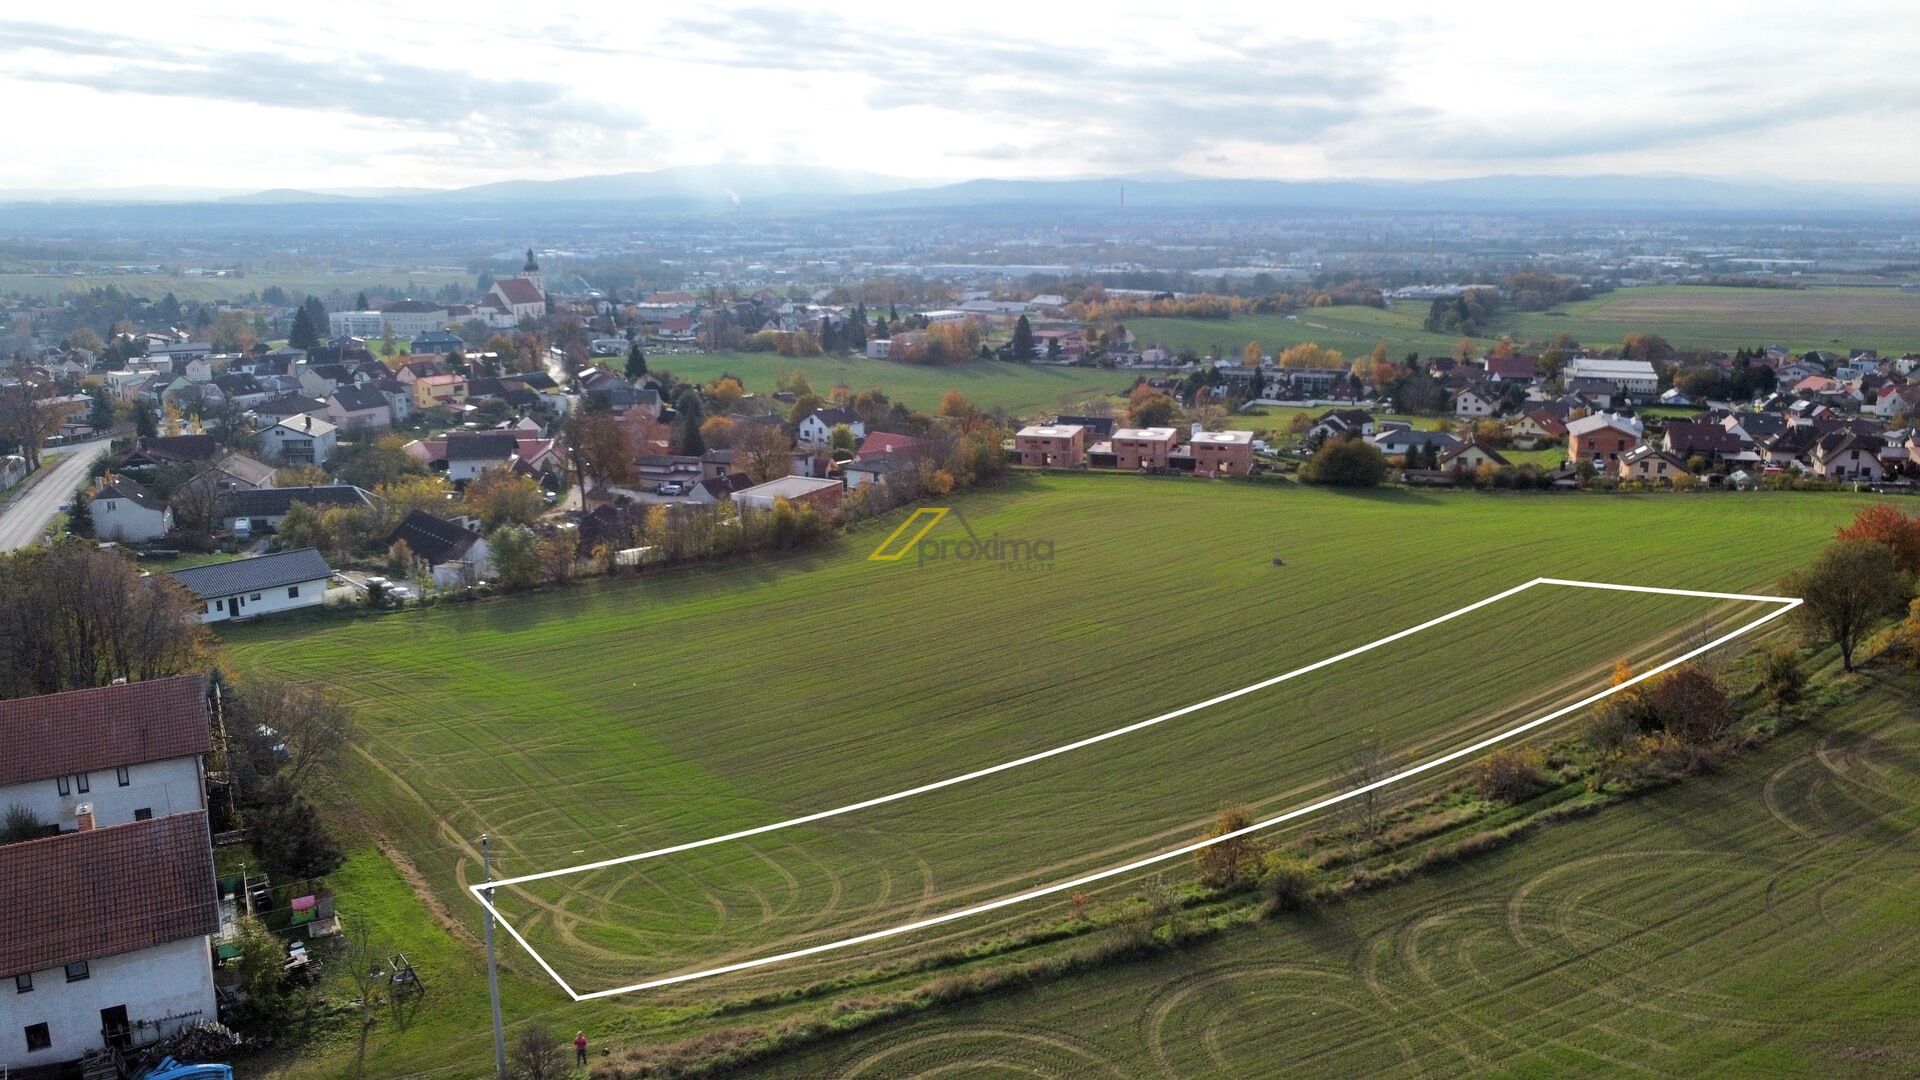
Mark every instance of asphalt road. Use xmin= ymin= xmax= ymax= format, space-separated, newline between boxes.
xmin=0 ymin=438 xmax=113 ymax=551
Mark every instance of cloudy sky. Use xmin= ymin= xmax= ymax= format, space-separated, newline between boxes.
xmin=2 ymin=1 xmax=1916 ymax=194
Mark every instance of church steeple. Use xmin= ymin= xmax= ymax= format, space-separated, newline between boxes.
xmin=519 ymin=247 xmax=544 ymax=293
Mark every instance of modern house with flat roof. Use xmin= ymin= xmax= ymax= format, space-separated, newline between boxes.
xmin=1014 ymin=424 xmax=1087 ymax=468
xmin=1188 ymin=429 xmax=1255 ymax=475
xmin=731 ymin=475 xmax=843 ymax=513
xmin=1110 ymin=427 xmax=1181 ymax=471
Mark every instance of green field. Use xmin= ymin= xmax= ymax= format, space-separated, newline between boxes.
xmin=216 ymin=477 xmax=1894 ymax=1076
xmin=0 ymin=269 xmax=468 ymax=304
xmin=742 ymin=673 xmax=1920 ymax=1077
xmin=645 ymin=350 xmax=1142 ymax=416
xmin=1127 ymin=285 xmax=1920 ymax=360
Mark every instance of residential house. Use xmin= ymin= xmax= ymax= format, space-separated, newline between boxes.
xmin=0 ymin=675 xmax=210 ymax=834
xmin=1308 ymin=408 xmax=1375 ymax=441
xmin=121 ymin=434 xmax=223 ymax=470
xmin=1873 ymin=383 xmax=1920 ymax=419
xmin=796 ymin=408 xmax=866 ymax=449
xmin=1452 ymin=384 xmax=1500 ymax=418
xmin=167 ymin=548 xmax=332 ymax=622
xmin=854 ymin=432 xmax=920 ymax=461
xmin=444 ymin=431 xmax=522 ymax=483
xmin=411 ymin=374 xmax=468 ymax=411
xmin=326 ymin=385 xmax=392 ymax=432
xmin=258 ymin=415 xmax=337 ymax=466
xmin=1188 ymin=429 xmax=1255 ymax=476
xmin=180 ymin=453 xmax=277 ymax=507
xmin=1809 ymin=432 xmax=1885 ymax=482
xmin=218 ymin=485 xmax=374 ymax=537
xmin=0 ymin=814 xmax=218 ymax=1071
xmin=1620 ymin=445 xmax=1694 ymax=484
xmin=388 ymin=510 xmax=494 ymax=587
xmin=1438 ymin=439 xmax=1511 ymax=473
xmin=89 ymin=476 xmax=173 ymax=543
xmin=1483 ymin=355 xmax=1538 ymax=383
xmin=687 ymin=473 xmax=753 ymax=504
xmin=409 ymin=330 xmax=466 ymax=356
xmin=731 ymin=475 xmax=843 ymax=512
xmin=1566 ymin=412 xmax=1645 ymax=474
xmin=1111 ymin=427 xmax=1181 ymax=470
xmin=1055 ymin=415 xmax=1116 ymax=438
xmin=842 ymin=455 xmax=910 ymax=491
xmin=1015 ymin=424 xmax=1087 ymax=468
xmin=251 ymin=394 xmax=330 ymax=426
xmin=1368 ymin=427 xmax=1462 ymax=458
xmin=1508 ymin=409 xmax=1568 ymax=449
xmin=1661 ymin=422 xmax=1748 ymax=467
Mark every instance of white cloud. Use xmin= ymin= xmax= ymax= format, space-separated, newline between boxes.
xmin=2 ymin=0 xmax=1918 ymax=191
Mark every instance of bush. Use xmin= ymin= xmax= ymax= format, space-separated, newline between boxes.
xmin=1470 ymin=746 xmax=1550 ymax=803
xmin=1761 ymin=646 xmax=1807 ymax=709
xmin=1257 ymin=852 xmax=1316 ymax=914
xmin=1194 ymin=807 xmax=1259 ymax=889
xmin=1300 ymin=438 xmax=1388 ymax=487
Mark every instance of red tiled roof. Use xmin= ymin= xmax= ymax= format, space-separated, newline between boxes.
xmin=855 ymin=432 xmax=920 ymax=460
xmin=0 ymin=675 xmax=209 ymax=787
xmin=493 ymin=278 xmax=544 ymax=306
xmin=0 ymin=811 xmax=218 ymax=977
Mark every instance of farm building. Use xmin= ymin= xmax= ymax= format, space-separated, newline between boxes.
xmin=732 ymin=475 xmax=843 ymax=513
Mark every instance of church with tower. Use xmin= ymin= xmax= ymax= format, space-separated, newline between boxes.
xmin=480 ymin=247 xmax=548 ymax=326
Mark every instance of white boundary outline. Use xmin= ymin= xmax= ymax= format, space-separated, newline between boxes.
xmin=468 ymin=578 xmax=1800 ymax=1001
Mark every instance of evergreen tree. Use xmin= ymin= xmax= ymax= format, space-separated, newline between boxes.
xmin=135 ymin=403 xmax=158 ymax=438
xmin=302 ymin=296 xmax=328 ymax=341
xmin=1011 ymin=315 xmax=1036 ymax=362
xmin=625 ymin=342 xmax=647 ymax=380
xmin=820 ymin=317 xmax=837 ymax=353
xmin=287 ymin=306 xmax=319 ymax=351
xmin=158 ymin=291 xmax=182 ymax=326
xmin=66 ymin=482 xmax=94 ymax=538
xmin=888 ymin=303 xmax=898 ymax=322
xmin=848 ymin=304 xmax=867 ymax=350
xmin=874 ymin=315 xmax=889 ymax=341
xmin=355 ymin=291 xmax=370 ymax=310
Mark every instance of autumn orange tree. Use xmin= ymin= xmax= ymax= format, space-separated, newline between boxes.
xmin=1276 ymin=342 xmax=1345 ymax=370
xmin=1835 ymin=503 xmax=1920 ymax=574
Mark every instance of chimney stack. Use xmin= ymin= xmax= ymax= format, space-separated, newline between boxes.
xmin=75 ymin=803 xmax=95 ymax=832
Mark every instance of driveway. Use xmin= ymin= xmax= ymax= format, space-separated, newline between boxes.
xmin=0 ymin=438 xmax=114 ymax=551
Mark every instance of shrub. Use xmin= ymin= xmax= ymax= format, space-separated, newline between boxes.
xmin=1470 ymin=746 xmax=1550 ymax=803
xmin=1300 ymin=438 xmax=1388 ymax=487
xmin=1645 ymin=663 xmax=1732 ymax=743
xmin=1761 ymin=646 xmax=1807 ymax=709
xmin=1194 ymin=807 xmax=1260 ymax=889
xmin=1257 ymin=852 xmax=1316 ymax=914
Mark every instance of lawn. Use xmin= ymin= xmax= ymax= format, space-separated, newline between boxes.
xmin=641 ymin=350 xmax=1143 ymax=416
xmin=740 ymin=672 xmax=1920 ymax=1078
xmin=217 ymin=477 xmax=1890 ymax=1076
xmin=1126 ymin=285 xmax=1920 ymax=362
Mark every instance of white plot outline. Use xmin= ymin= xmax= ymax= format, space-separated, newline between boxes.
xmin=468 ymin=578 xmax=1800 ymax=1001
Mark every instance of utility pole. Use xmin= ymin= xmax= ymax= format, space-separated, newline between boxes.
xmin=481 ymin=834 xmax=507 ymax=1079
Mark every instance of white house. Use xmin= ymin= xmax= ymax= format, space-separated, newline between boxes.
xmin=1452 ymin=385 xmax=1499 ymax=417
xmin=0 ymin=678 xmax=219 ymax=1071
xmin=387 ymin=510 xmax=495 ymax=588
xmin=89 ymin=476 xmax=174 ymax=543
xmin=326 ymin=385 xmax=393 ymax=432
xmin=795 ymin=408 xmax=865 ymax=449
xmin=258 ymin=414 xmax=338 ymax=466
xmin=167 ymin=548 xmax=333 ymax=623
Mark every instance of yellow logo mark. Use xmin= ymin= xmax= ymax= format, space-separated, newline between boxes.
xmin=868 ymin=507 xmax=949 ymax=561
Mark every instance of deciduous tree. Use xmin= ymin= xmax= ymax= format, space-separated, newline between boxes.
xmin=1786 ymin=540 xmax=1911 ymax=670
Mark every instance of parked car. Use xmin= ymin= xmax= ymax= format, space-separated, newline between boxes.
xmin=657 ymin=481 xmax=687 ymax=496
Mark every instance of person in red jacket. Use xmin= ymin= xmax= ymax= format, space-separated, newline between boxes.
xmin=574 ymin=1031 xmax=588 ymax=1066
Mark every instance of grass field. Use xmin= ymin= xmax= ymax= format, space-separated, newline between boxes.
xmin=0 ymin=269 xmax=468 ymax=304
xmin=216 ymin=477 xmax=1894 ymax=1075
xmin=642 ymin=350 xmax=1142 ymax=416
xmin=1127 ymin=285 xmax=1920 ymax=360
xmin=740 ymin=672 xmax=1920 ymax=1078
